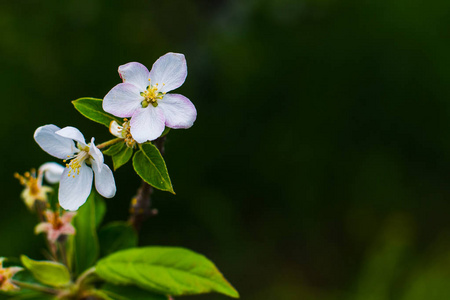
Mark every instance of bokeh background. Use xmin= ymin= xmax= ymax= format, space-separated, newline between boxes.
xmin=2 ymin=0 xmax=450 ymax=299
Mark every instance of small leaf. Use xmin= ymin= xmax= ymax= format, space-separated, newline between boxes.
xmin=95 ymin=247 xmax=239 ymax=298
xmin=112 ymin=146 xmax=133 ymax=171
xmin=103 ymin=142 xmax=125 ymax=157
xmin=20 ymin=256 xmax=70 ymax=288
xmin=73 ymin=190 xmax=100 ymax=275
xmin=100 ymin=284 xmax=168 ymax=300
xmin=99 ymin=222 xmax=138 ymax=257
xmin=160 ymin=127 xmax=171 ymax=138
xmin=72 ymin=98 xmax=122 ymax=127
xmin=133 ymin=143 xmax=174 ymax=193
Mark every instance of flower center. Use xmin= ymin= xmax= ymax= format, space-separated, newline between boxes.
xmin=50 ymin=212 xmax=63 ymax=230
xmin=14 ymin=170 xmax=40 ymax=195
xmin=64 ymin=146 xmax=90 ymax=178
xmin=121 ymin=120 xmax=137 ymax=148
xmin=140 ymin=81 xmax=165 ymax=108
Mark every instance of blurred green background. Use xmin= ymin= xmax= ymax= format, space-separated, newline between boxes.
xmin=2 ymin=0 xmax=450 ymax=299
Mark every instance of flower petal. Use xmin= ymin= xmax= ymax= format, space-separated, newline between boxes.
xmin=130 ymin=106 xmax=165 ymax=143
xmin=103 ymin=83 xmax=144 ymax=118
xmin=159 ymin=93 xmax=197 ymax=129
xmin=109 ymin=121 xmax=123 ymax=138
xmin=61 ymin=212 xmax=76 ymax=223
xmin=59 ymin=224 xmax=76 ymax=236
xmin=35 ymin=223 xmax=52 ymax=234
xmin=88 ymin=138 xmax=104 ymax=174
xmin=118 ymin=62 xmax=150 ymax=91
xmin=93 ymin=163 xmax=116 ymax=198
xmin=149 ymin=52 xmax=187 ymax=93
xmin=59 ymin=164 xmax=93 ymax=211
xmin=34 ymin=125 xmax=76 ymax=159
xmin=39 ymin=162 xmax=65 ymax=184
xmin=56 ymin=126 xmax=86 ymax=146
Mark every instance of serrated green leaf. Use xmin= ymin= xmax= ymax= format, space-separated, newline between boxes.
xmin=95 ymin=247 xmax=239 ymax=298
xmin=100 ymin=284 xmax=168 ymax=300
xmin=103 ymin=142 xmax=125 ymax=157
xmin=72 ymin=98 xmax=122 ymax=127
xmin=99 ymin=222 xmax=138 ymax=257
xmin=132 ymin=143 xmax=174 ymax=193
xmin=20 ymin=256 xmax=70 ymax=288
xmin=112 ymin=146 xmax=133 ymax=171
xmin=73 ymin=190 xmax=100 ymax=275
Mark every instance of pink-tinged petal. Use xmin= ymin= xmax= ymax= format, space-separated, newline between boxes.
xmin=149 ymin=53 xmax=187 ymax=93
xmin=59 ymin=224 xmax=75 ymax=236
xmin=39 ymin=162 xmax=64 ymax=184
xmin=159 ymin=94 xmax=197 ymax=129
xmin=103 ymin=83 xmax=144 ymax=118
xmin=34 ymin=125 xmax=76 ymax=159
xmin=44 ymin=210 xmax=55 ymax=224
xmin=61 ymin=212 xmax=76 ymax=223
xmin=93 ymin=163 xmax=116 ymax=198
xmin=130 ymin=107 xmax=165 ymax=143
xmin=88 ymin=138 xmax=104 ymax=174
xmin=56 ymin=126 xmax=86 ymax=146
xmin=118 ymin=62 xmax=150 ymax=91
xmin=47 ymin=229 xmax=60 ymax=243
xmin=109 ymin=121 xmax=123 ymax=138
xmin=35 ymin=222 xmax=52 ymax=234
xmin=59 ymin=163 xmax=93 ymax=211
xmin=7 ymin=267 xmax=23 ymax=276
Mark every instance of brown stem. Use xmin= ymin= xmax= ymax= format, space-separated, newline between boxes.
xmin=128 ymin=136 xmax=166 ymax=231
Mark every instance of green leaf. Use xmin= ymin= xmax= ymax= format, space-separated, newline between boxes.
xmin=112 ymin=146 xmax=133 ymax=171
xmin=100 ymin=284 xmax=168 ymax=300
xmin=72 ymin=98 xmax=122 ymax=127
xmin=103 ymin=142 xmax=125 ymax=157
xmin=73 ymin=190 xmax=100 ymax=275
xmin=133 ymin=143 xmax=174 ymax=193
xmin=95 ymin=247 xmax=239 ymax=298
xmin=99 ymin=222 xmax=138 ymax=257
xmin=160 ymin=127 xmax=171 ymax=138
xmin=20 ymin=256 xmax=70 ymax=288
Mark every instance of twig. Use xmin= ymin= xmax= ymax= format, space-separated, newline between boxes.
xmin=128 ymin=136 xmax=166 ymax=231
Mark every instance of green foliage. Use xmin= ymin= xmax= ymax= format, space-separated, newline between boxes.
xmin=95 ymin=195 xmax=107 ymax=228
xmin=98 ymin=222 xmax=138 ymax=257
xmin=133 ymin=143 xmax=174 ymax=194
xmin=103 ymin=142 xmax=133 ymax=171
xmin=20 ymin=256 xmax=70 ymax=288
xmin=95 ymin=247 xmax=239 ymax=298
xmin=72 ymin=98 xmax=121 ymax=127
xmin=73 ymin=190 xmax=100 ymax=275
xmin=100 ymin=284 xmax=168 ymax=300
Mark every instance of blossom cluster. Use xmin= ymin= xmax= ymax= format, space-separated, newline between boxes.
xmin=17 ymin=52 xmax=196 ymax=213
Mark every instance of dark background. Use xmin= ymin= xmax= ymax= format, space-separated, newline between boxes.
xmin=2 ymin=0 xmax=450 ymax=299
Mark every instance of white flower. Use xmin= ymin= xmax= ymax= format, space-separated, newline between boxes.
xmin=103 ymin=52 xmax=197 ymax=143
xmin=34 ymin=125 xmax=116 ymax=211
xmin=15 ymin=162 xmax=64 ymax=210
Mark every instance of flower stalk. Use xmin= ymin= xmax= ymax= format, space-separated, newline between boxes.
xmin=128 ymin=136 xmax=166 ymax=231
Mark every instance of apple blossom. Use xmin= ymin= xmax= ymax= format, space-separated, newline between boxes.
xmin=109 ymin=119 xmax=136 ymax=148
xmin=35 ymin=210 xmax=76 ymax=243
xmin=34 ymin=125 xmax=116 ymax=211
xmin=14 ymin=162 xmax=64 ymax=210
xmin=103 ymin=52 xmax=197 ymax=143
xmin=0 ymin=258 xmax=22 ymax=292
